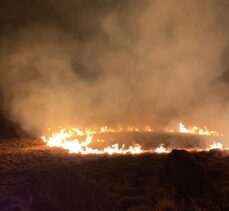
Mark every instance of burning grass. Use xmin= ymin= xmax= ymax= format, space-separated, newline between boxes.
xmin=41 ymin=122 xmax=225 ymax=155
xmin=0 ymin=137 xmax=228 ymax=210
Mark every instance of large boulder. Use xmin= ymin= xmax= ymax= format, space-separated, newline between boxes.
xmin=164 ymin=150 xmax=208 ymax=196
xmin=28 ymin=167 xmax=117 ymax=211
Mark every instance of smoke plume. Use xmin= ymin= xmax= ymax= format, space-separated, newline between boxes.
xmin=0 ymin=0 xmax=228 ymax=135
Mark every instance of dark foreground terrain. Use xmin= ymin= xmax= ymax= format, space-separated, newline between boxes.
xmin=0 ymin=139 xmax=228 ymax=211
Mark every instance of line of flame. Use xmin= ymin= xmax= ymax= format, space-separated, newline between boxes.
xmin=41 ymin=122 xmax=226 ymax=155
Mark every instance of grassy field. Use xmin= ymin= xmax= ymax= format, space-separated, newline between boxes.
xmin=0 ymin=138 xmax=228 ymax=210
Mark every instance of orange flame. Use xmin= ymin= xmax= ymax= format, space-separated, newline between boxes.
xmin=178 ymin=122 xmax=221 ymax=136
xmin=154 ymin=144 xmax=171 ymax=153
xmin=208 ymin=142 xmax=223 ymax=150
xmin=41 ymin=122 xmax=224 ymax=155
xmin=41 ymin=128 xmax=145 ymax=154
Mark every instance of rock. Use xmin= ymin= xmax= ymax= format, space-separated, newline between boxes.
xmin=28 ymin=167 xmax=117 ymax=211
xmin=209 ymin=149 xmax=223 ymax=158
xmin=164 ymin=150 xmax=208 ymax=196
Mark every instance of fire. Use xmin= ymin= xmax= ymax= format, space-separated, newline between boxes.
xmin=154 ymin=144 xmax=171 ymax=153
xmin=41 ymin=122 xmax=224 ymax=155
xmin=41 ymin=128 xmax=145 ymax=154
xmin=178 ymin=122 xmax=220 ymax=136
xmin=208 ymin=142 xmax=223 ymax=150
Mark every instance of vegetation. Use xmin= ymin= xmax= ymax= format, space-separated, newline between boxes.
xmin=0 ymin=139 xmax=228 ymax=210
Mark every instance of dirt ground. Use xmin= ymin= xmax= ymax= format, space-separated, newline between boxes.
xmin=0 ymin=138 xmax=228 ymax=211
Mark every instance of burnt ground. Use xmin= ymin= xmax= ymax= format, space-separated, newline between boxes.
xmin=0 ymin=138 xmax=228 ymax=211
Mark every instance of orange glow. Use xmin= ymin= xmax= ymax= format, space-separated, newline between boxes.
xmin=41 ymin=122 xmax=224 ymax=155
xmin=208 ymin=142 xmax=223 ymax=150
xmin=178 ymin=122 xmax=221 ymax=136
xmin=154 ymin=144 xmax=171 ymax=153
xmin=41 ymin=128 xmax=145 ymax=154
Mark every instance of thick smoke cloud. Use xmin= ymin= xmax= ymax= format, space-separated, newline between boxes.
xmin=0 ymin=0 xmax=228 ymax=135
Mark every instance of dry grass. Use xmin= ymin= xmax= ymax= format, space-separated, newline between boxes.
xmin=0 ymin=138 xmax=228 ymax=210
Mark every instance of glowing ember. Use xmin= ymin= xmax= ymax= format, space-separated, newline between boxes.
xmin=41 ymin=122 xmax=223 ymax=154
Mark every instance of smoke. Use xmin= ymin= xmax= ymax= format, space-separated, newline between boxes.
xmin=0 ymin=0 xmax=228 ymax=135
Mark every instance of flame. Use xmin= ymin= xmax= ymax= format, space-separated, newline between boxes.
xmin=154 ymin=144 xmax=171 ymax=153
xmin=41 ymin=128 xmax=145 ymax=154
xmin=41 ymin=122 xmax=224 ymax=155
xmin=178 ymin=122 xmax=221 ymax=136
xmin=208 ymin=142 xmax=223 ymax=150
